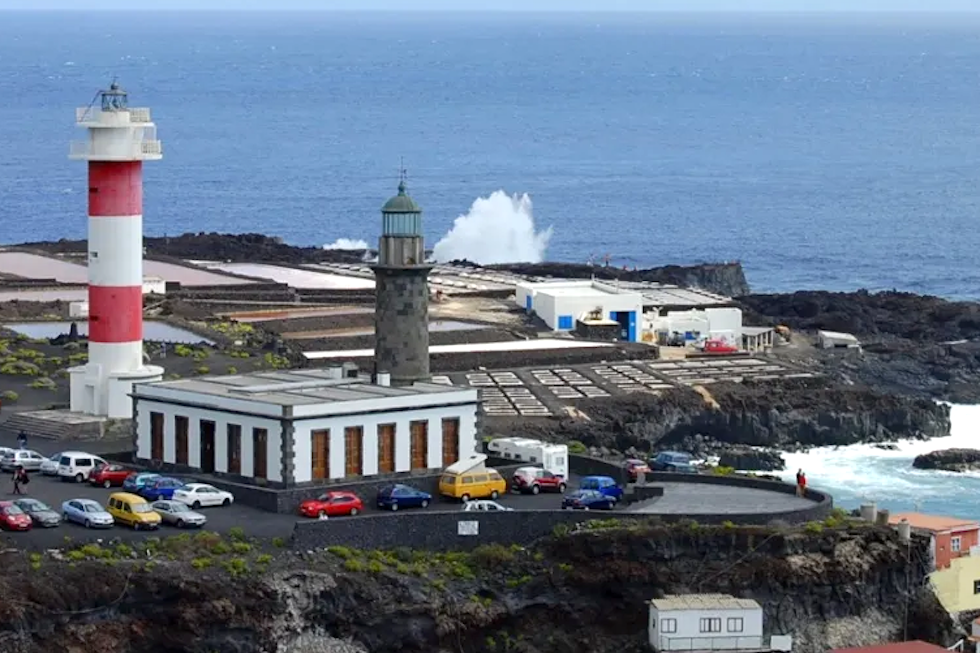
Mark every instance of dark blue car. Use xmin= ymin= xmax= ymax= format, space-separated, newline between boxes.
xmin=561 ymin=489 xmax=615 ymax=511
xmin=123 ymin=472 xmax=160 ymax=493
xmin=579 ymin=475 xmax=623 ymax=502
xmin=138 ymin=477 xmax=185 ymax=501
xmin=376 ymin=484 xmax=432 ymax=511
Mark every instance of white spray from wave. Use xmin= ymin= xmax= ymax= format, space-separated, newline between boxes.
xmin=431 ymin=191 xmax=552 ymax=264
xmin=322 ymin=238 xmax=369 ymax=250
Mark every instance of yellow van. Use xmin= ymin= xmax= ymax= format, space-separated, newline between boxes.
xmin=107 ymin=492 xmax=162 ymax=530
xmin=439 ymin=454 xmax=508 ymax=502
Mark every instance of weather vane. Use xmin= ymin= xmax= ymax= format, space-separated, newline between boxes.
xmin=398 ymin=157 xmax=408 ymax=184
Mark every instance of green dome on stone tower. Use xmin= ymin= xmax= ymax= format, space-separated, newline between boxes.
xmin=381 ymin=180 xmax=422 ymax=214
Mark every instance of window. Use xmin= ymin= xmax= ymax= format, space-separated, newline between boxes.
xmin=378 ymin=424 xmax=396 ymax=473
xmin=727 ymin=618 xmax=744 ymax=633
xmin=660 ymin=619 xmax=677 ymax=633
xmin=253 ymin=428 xmax=268 ymax=480
xmin=410 ymin=420 xmax=428 ymax=469
xmin=227 ymin=424 xmax=242 ymax=475
xmin=344 ymin=426 xmax=363 ymax=476
xmin=952 ymin=536 xmax=963 ymax=552
xmin=973 ymin=580 xmax=980 ymax=595
xmin=557 ymin=315 xmax=573 ymax=330
xmin=699 ymin=618 xmax=722 ymax=633
xmin=150 ymin=412 xmax=164 ymax=460
xmin=175 ymin=416 xmax=189 ymax=465
xmin=441 ymin=418 xmax=460 ymax=467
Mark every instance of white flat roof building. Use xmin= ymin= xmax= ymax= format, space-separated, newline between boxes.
xmin=649 ymin=594 xmax=791 ymax=653
xmin=132 ymin=368 xmax=479 ymax=487
xmin=817 ymin=330 xmax=861 ymax=349
xmin=516 ymin=280 xmax=644 ymax=342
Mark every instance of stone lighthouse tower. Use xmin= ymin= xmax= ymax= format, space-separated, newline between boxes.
xmin=372 ymin=173 xmax=431 ymax=386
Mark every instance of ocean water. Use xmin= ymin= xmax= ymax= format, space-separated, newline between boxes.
xmin=1 ymin=12 xmax=980 ymax=297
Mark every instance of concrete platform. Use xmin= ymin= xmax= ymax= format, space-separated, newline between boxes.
xmin=2 ymin=409 xmax=126 ymax=441
xmin=629 ymin=481 xmax=814 ymax=515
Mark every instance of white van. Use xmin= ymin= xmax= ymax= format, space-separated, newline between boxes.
xmin=57 ymin=451 xmax=108 ymax=483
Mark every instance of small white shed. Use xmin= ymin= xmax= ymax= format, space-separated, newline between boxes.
xmin=817 ymin=330 xmax=861 ymax=350
xmin=649 ymin=594 xmax=772 ymax=652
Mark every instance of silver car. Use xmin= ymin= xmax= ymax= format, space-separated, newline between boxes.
xmin=152 ymin=500 xmax=207 ymax=528
xmin=40 ymin=453 xmax=63 ymax=476
xmin=0 ymin=450 xmax=45 ymax=472
xmin=13 ymin=498 xmax=61 ymax=528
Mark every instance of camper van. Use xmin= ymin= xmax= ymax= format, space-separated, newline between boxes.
xmin=438 ymin=454 xmax=507 ymax=502
xmin=486 ymin=437 xmax=568 ymax=478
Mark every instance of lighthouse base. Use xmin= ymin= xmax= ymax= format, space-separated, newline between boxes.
xmin=69 ymin=364 xmax=164 ymax=419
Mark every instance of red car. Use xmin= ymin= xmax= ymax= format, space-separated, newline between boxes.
xmin=701 ymin=339 xmax=739 ymax=354
xmin=624 ymin=458 xmax=650 ymax=482
xmin=89 ymin=463 xmax=132 ymax=488
xmin=298 ymin=492 xmax=363 ymax=518
xmin=511 ymin=466 xmax=567 ymax=495
xmin=0 ymin=501 xmax=33 ymax=531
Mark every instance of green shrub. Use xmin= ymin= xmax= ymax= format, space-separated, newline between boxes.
xmin=221 ymin=557 xmax=248 ymax=577
xmin=722 ymin=520 xmax=737 ymax=529
xmin=567 ymin=440 xmax=587 ymax=455
xmin=557 ymin=563 xmax=573 ymax=573
xmin=191 ymin=557 xmax=213 ymax=570
xmin=0 ymin=390 xmax=18 ymax=403
xmin=470 ymin=544 xmax=515 ymax=568
xmin=711 ymin=466 xmax=735 ymax=476
xmin=804 ymin=521 xmax=824 ymax=534
xmin=1 ymin=361 xmax=41 ymax=376
xmin=211 ymin=542 xmax=230 ymax=555
xmin=272 ymin=537 xmax=285 ymax=548
xmin=14 ymin=348 xmax=44 ymax=360
xmin=343 ymin=558 xmax=365 ymax=572
xmin=255 ymin=553 xmax=273 ymax=566
xmin=226 ymin=366 xmax=238 ymax=375
xmin=231 ymin=541 xmax=252 ymax=554
xmin=505 ymin=575 xmax=532 ymax=588
xmin=327 ymin=545 xmax=357 ymax=560
xmin=29 ymin=377 xmax=56 ymax=390
xmin=367 ymin=560 xmax=385 ymax=573
xmin=228 ymin=526 xmax=246 ymax=542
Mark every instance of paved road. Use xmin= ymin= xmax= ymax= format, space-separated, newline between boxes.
xmin=628 ymin=481 xmax=815 ymax=515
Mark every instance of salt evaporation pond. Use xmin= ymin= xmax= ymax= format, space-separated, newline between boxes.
xmin=4 ymin=321 xmax=213 ymax=345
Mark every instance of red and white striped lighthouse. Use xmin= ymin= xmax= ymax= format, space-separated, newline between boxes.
xmin=68 ymin=81 xmax=164 ymax=418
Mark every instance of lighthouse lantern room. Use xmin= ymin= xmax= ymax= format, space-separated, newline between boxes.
xmin=68 ymin=81 xmax=164 ymax=419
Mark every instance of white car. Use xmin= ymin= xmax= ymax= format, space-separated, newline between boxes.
xmin=40 ymin=453 xmax=63 ymax=476
xmin=57 ymin=451 xmax=107 ymax=483
xmin=462 ymin=500 xmax=513 ymax=512
xmin=172 ymin=483 xmax=234 ymax=509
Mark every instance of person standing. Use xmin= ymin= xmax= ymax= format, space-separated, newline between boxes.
xmin=795 ymin=469 xmax=805 ymax=497
xmin=11 ymin=465 xmax=24 ymax=495
xmin=16 ymin=430 xmax=26 ymax=450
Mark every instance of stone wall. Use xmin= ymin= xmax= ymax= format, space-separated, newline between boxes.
xmin=373 ymin=265 xmax=431 ymax=384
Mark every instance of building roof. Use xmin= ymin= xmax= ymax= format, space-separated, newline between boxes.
xmin=743 ymin=326 xmax=775 ymax=336
xmin=381 ymin=180 xmax=421 ymax=213
xmin=134 ymin=368 xmax=472 ymax=409
xmin=610 ymin=281 xmax=733 ymax=307
xmin=817 ymin=330 xmax=860 ymax=342
xmin=650 ymin=594 xmax=760 ymax=611
xmin=888 ymin=512 xmax=980 ymax=533
xmin=832 ymin=641 xmax=952 ymax=653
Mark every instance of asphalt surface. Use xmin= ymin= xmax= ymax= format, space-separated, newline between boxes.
xmin=627 ymin=482 xmax=814 ymax=515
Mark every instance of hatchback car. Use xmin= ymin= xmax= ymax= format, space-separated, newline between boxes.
xmin=122 ymin=472 xmax=161 ymax=493
xmin=299 ymin=491 xmax=363 ymax=518
xmin=172 ymin=483 xmax=234 ymax=509
xmin=13 ymin=498 xmax=61 ymax=528
xmin=649 ymin=451 xmax=697 ymax=474
xmin=138 ymin=477 xmax=185 ymax=501
xmin=624 ymin=458 xmax=651 ymax=482
xmin=511 ymin=466 xmax=567 ymax=495
xmin=0 ymin=501 xmax=33 ymax=531
xmin=0 ymin=449 xmax=45 ymax=472
xmin=61 ymin=499 xmax=114 ymax=529
xmin=89 ymin=463 xmax=132 ymax=488
xmin=152 ymin=500 xmax=207 ymax=528
xmin=462 ymin=500 xmax=513 ymax=512
xmin=578 ymin=476 xmax=623 ymax=502
xmin=376 ymin=484 xmax=431 ymax=511
xmin=561 ymin=489 xmax=615 ymax=511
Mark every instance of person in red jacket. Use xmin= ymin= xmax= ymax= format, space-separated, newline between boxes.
xmin=796 ymin=469 xmax=807 ymax=497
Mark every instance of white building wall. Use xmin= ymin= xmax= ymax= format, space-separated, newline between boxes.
xmin=291 ymin=401 xmax=479 ymax=483
xmin=643 ymin=307 xmax=743 ymax=345
xmin=705 ymin=307 xmax=742 ymax=344
xmin=649 ymin=606 xmax=763 ymax=651
xmin=533 ymin=291 xmax=559 ymax=329
xmin=515 ymin=282 xmax=535 ymax=311
xmin=135 ymin=398 xmax=285 ymax=482
xmin=551 ymin=293 xmax=642 ymax=328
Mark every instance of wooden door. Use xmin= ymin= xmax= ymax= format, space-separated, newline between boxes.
xmin=150 ymin=412 xmax=164 ymax=460
xmin=175 ymin=416 xmax=189 ymax=465
xmin=311 ymin=429 xmax=329 ymax=480
xmin=441 ymin=418 xmax=460 ymax=467
xmin=253 ymin=428 xmax=268 ymax=480
xmin=227 ymin=424 xmax=242 ymax=474
xmin=377 ymin=424 xmax=395 ymax=474
xmin=200 ymin=420 xmax=215 ymax=473
xmin=409 ymin=420 xmax=428 ymax=470
xmin=344 ymin=426 xmax=363 ymax=477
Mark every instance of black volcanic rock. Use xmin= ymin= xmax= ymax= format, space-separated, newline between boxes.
xmin=718 ymin=446 xmax=786 ymax=471
xmin=913 ymin=449 xmax=980 ymax=473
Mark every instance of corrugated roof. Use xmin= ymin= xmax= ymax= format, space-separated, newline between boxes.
xmin=889 ymin=512 xmax=979 ymax=533
xmin=832 ymin=641 xmax=951 ymax=653
xmin=650 ymin=594 xmax=760 ymax=611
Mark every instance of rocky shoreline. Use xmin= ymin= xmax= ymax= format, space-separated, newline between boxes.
xmin=912 ymin=449 xmax=980 ymax=473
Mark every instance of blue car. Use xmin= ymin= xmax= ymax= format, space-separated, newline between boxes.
xmin=139 ymin=477 xmax=185 ymax=501
xmin=376 ymin=484 xmax=432 ymax=511
xmin=579 ymin=475 xmax=623 ymax=502
xmin=61 ymin=498 xmax=114 ymax=529
xmin=123 ymin=472 xmax=161 ymax=493
xmin=561 ymin=489 xmax=615 ymax=511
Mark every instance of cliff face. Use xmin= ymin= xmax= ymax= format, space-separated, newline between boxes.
xmin=495 ymin=378 xmax=951 ymax=454
xmin=0 ymin=525 xmax=951 ymax=653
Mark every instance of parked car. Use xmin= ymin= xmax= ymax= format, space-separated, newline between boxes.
xmin=561 ymin=489 xmax=615 ymax=511
xmin=578 ymin=475 xmax=624 ymax=502
xmin=106 ymin=492 xmax=161 ymax=530
xmin=511 ymin=466 xmax=567 ymax=495
xmin=299 ymin=491 xmax=363 ymax=518
xmin=13 ymin=498 xmax=61 ymax=528
xmin=624 ymin=458 xmax=651 ymax=482
xmin=152 ymin=500 xmax=207 ymax=528
xmin=88 ymin=463 xmax=132 ymax=488
xmin=61 ymin=499 xmax=114 ymax=529
xmin=40 ymin=452 xmax=63 ymax=476
xmin=122 ymin=472 xmax=161 ymax=493
xmin=376 ymin=484 xmax=431 ymax=511
xmin=649 ymin=451 xmax=697 ymax=474
xmin=0 ymin=449 xmax=46 ymax=472
xmin=57 ymin=452 xmax=108 ymax=483
xmin=0 ymin=501 xmax=33 ymax=531
xmin=462 ymin=500 xmax=513 ymax=512
xmin=138 ymin=477 xmax=185 ymax=501
xmin=172 ymin=483 xmax=234 ymax=509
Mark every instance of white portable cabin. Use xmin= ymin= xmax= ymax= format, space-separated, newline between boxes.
xmin=486 ymin=437 xmax=568 ymax=478
xmin=648 ymin=594 xmax=791 ymax=652
xmin=444 ymin=453 xmax=489 ymax=476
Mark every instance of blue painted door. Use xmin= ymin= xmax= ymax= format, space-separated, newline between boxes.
xmin=525 ymin=295 xmax=532 ymax=310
